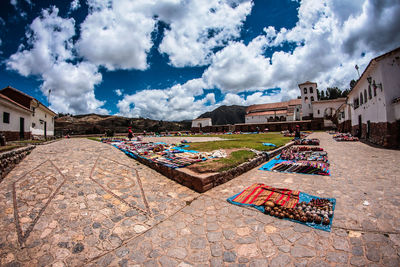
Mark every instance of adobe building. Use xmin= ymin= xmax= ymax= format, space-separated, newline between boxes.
xmin=245 ymin=99 xmax=302 ymax=123
xmin=0 ymin=86 xmax=56 ymax=141
xmin=346 ymin=46 xmax=400 ymax=147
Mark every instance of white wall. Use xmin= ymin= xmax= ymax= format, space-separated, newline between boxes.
xmin=349 ymin=62 xmax=389 ymax=126
xmin=245 ymin=115 xmax=268 ymax=124
xmin=0 ymin=99 xmax=31 ymax=132
xmin=313 ymin=100 xmax=345 ymax=118
xmin=31 ymin=104 xmax=55 ymax=136
xmin=299 ymin=83 xmax=318 ymax=117
xmin=191 ymin=118 xmax=212 ymax=127
xmin=380 ymin=51 xmax=400 ymax=122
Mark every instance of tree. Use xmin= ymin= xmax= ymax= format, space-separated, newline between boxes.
xmin=317 ymin=89 xmax=321 ymax=100
xmin=350 ymin=79 xmax=357 ymax=89
xmin=326 ymin=87 xmax=342 ymax=99
xmin=321 ymin=90 xmax=326 ymax=100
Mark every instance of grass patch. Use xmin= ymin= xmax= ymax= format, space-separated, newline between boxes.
xmin=13 ymin=139 xmax=48 ymax=144
xmin=186 ymin=133 xmax=291 ymax=152
xmin=190 ymin=150 xmax=255 ymax=173
xmin=0 ymin=145 xmax=21 ymax=152
xmin=87 ymin=137 xmax=101 ymax=142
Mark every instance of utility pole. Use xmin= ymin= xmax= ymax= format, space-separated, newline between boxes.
xmin=48 ymin=89 xmax=51 ymax=106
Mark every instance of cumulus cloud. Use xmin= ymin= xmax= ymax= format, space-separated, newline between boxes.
xmin=6 ymin=7 xmax=108 ymax=114
xmin=117 ymin=79 xmax=213 ymax=120
xmin=202 ymin=0 xmax=400 ymax=101
xmin=76 ymin=0 xmax=156 ymax=70
xmin=158 ymin=0 xmax=253 ymax=67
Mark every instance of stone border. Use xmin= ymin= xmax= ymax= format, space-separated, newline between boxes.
xmin=0 ymin=145 xmax=35 ymax=182
xmin=121 ymin=141 xmax=295 ymax=193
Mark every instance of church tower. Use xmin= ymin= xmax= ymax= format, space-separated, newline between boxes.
xmin=298 ymin=81 xmax=318 ymax=119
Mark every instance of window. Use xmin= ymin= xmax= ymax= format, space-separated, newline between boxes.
xmin=304 ymin=88 xmax=307 ymax=94
xmin=305 ymin=96 xmax=308 ymax=102
xmin=310 ymin=87 xmax=313 ymax=94
xmin=311 ymin=96 xmax=314 ymax=102
xmin=364 ymin=90 xmax=367 ymax=103
xmin=3 ymin=112 xmax=10 ymax=123
xmin=368 ymin=85 xmax=372 ymax=99
xmin=317 ymin=109 xmax=320 ymax=114
xmin=360 ymin=92 xmax=363 ymax=105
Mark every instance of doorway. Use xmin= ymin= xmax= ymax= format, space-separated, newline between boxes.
xmin=44 ymin=121 xmax=47 ymax=139
xmin=19 ymin=117 xmax=24 ymax=139
xmin=358 ymin=115 xmax=362 ymax=138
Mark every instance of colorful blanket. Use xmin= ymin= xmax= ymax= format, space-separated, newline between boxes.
xmin=227 ymin=183 xmax=336 ymax=232
xmin=231 ymin=183 xmax=299 ymax=208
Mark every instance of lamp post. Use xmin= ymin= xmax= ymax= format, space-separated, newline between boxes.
xmin=355 ymin=65 xmax=360 ymax=78
xmin=48 ymin=89 xmax=51 ymax=106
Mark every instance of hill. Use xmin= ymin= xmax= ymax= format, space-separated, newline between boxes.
xmin=198 ymin=105 xmax=247 ymax=125
xmin=55 ymin=114 xmax=191 ymax=135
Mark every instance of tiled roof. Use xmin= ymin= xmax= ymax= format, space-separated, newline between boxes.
xmin=0 ymin=93 xmax=32 ymax=112
xmin=298 ymin=81 xmax=317 ymax=86
xmin=247 ymin=99 xmax=301 ymax=113
xmin=245 ymin=110 xmax=287 ymax=116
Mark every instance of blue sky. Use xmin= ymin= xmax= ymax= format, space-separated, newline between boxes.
xmin=1 ymin=0 xmax=399 ymax=120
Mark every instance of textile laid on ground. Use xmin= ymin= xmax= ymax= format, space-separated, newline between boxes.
xmin=231 ymin=183 xmax=300 ymax=208
xmin=227 ymin=183 xmax=336 ymax=231
xmin=101 ymin=138 xmax=222 ymax=169
xmin=333 ymin=133 xmax=359 ymax=141
xmin=260 ymin=146 xmax=330 ymax=176
xmin=262 ymin=143 xmax=277 ymax=147
xmin=293 ymin=138 xmax=320 ymax=145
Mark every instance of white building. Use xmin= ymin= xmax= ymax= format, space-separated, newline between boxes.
xmin=0 ymin=86 xmax=56 ymax=140
xmin=245 ymin=99 xmax=302 ymax=124
xmin=191 ymin=118 xmax=212 ymax=128
xmin=347 ymin=46 xmax=400 ymax=147
xmin=0 ymin=93 xmax=32 ymax=141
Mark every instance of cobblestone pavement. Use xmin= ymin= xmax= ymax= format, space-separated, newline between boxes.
xmin=0 ymin=133 xmax=399 ymax=266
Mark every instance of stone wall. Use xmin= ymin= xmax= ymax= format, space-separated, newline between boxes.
xmin=352 ymin=121 xmax=400 ymax=148
xmin=0 ymin=131 xmax=31 ymax=141
xmin=122 ymin=142 xmax=294 ymax=192
xmin=338 ymin=120 xmax=351 ymax=133
xmin=0 ymin=145 xmax=35 ymax=182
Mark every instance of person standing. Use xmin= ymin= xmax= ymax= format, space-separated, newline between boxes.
xmin=294 ymin=125 xmax=301 ymax=139
xmin=128 ymin=127 xmax=133 ymax=141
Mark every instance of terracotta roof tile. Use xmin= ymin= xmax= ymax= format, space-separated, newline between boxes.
xmin=0 ymin=93 xmax=32 ymax=112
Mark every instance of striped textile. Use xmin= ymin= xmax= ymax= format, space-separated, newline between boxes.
xmin=232 ymin=183 xmax=300 ymax=208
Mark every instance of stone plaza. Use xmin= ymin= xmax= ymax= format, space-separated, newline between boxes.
xmin=0 ymin=132 xmax=399 ymax=266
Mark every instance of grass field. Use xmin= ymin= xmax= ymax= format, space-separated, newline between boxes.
xmin=186 ymin=133 xmax=291 ymax=152
xmin=185 ymin=133 xmax=290 ymax=172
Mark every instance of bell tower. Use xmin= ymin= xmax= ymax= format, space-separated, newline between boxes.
xmin=298 ymin=81 xmax=318 ymax=119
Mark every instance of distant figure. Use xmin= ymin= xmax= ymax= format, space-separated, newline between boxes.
xmin=294 ymin=125 xmax=301 ymax=139
xmin=289 ymin=127 xmax=294 ymax=134
xmin=256 ymin=126 xmax=260 ymax=134
xmin=128 ymin=127 xmax=133 ymax=141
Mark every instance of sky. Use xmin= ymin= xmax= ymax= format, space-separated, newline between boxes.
xmin=0 ymin=0 xmax=399 ymax=121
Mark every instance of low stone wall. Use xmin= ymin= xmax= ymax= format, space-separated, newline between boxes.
xmin=0 ymin=145 xmax=35 ymax=182
xmin=1 ymin=131 xmax=31 ymax=141
xmin=351 ymin=121 xmax=400 ymax=148
xmin=123 ymin=142 xmax=294 ymax=193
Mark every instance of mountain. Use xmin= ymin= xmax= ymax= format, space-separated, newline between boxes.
xmin=55 ymin=114 xmax=191 ymax=135
xmin=198 ymin=105 xmax=247 ymax=125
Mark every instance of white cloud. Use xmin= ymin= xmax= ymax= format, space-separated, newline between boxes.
xmin=158 ymin=0 xmax=253 ymax=67
xmin=117 ymin=78 xmax=213 ymax=120
xmin=114 ymin=89 xmax=123 ymax=96
xmin=76 ymin=0 xmax=156 ymax=71
xmin=69 ymin=0 xmax=81 ymax=11
xmin=202 ymin=0 xmax=400 ymax=101
xmin=6 ymin=7 xmax=108 ymax=115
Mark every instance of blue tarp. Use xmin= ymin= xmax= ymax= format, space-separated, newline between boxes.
xmin=262 ymin=142 xmax=277 ymax=147
xmin=227 ymin=190 xmax=336 ymax=232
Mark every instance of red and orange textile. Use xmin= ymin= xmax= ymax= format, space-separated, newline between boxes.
xmin=232 ymin=183 xmax=300 ymax=208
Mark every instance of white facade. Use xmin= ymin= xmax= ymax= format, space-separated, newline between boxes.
xmin=191 ymin=118 xmax=212 ymax=128
xmin=298 ymin=82 xmax=318 ymax=118
xmin=348 ymin=48 xmax=400 ymax=127
xmin=31 ymin=101 xmax=56 ymax=137
xmin=312 ymin=98 xmax=346 ymax=118
xmin=0 ymin=96 xmax=32 ymax=133
xmin=245 ymin=115 xmax=268 ymax=124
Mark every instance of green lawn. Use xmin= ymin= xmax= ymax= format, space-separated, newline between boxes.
xmin=186 ymin=132 xmax=291 ymax=152
xmin=87 ymin=137 xmax=101 ymax=142
xmin=0 ymin=145 xmax=21 ymax=152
